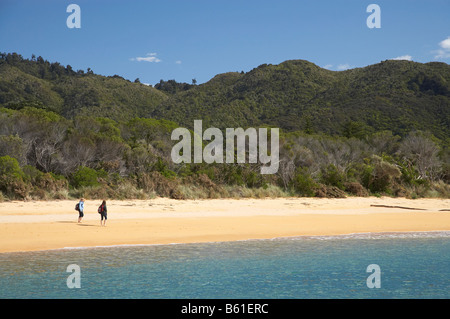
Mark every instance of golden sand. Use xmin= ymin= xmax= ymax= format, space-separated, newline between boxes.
xmin=0 ymin=197 xmax=449 ymax=253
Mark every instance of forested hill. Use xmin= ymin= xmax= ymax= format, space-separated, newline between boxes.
xmin=1 ymin=52 xmax=449 ymax=142
xmin=0 ymin=53 xmax=168 ymax=121
xmin=0 ymin=53 xmax=449 ymax=200
xmin=153 ymin=59 xmax=450 ymax=141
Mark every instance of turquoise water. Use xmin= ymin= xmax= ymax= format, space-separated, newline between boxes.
xmin=0 ymin=232 xmax=449 ymax=299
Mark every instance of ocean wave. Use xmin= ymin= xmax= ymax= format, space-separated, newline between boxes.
xmin=269 ymin=230 xmax=450 ymax=241
xmin=5 ymin=231 xmax=449 ymax=255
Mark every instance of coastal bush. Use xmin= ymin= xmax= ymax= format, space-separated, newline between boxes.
xmin=222 ymin=165 xmax=245 ymax=186
xmin=361 ymin=156 xmax=401 ymax=194
xmin=222 ymin=185 xmax=256 ymax=198
xmin=0 ymin=86 xmax=448 ymax=201
xmin=80 ymin=185 xmax=110 ymax=200
xmin=398 ymin=131 xmax=442 ymax=181
xmin=177 ymin=184 xmax=210 ymax=199
xmin=137 ymin=171 xmax=183 ymax=199
xmin=48 ymin=188 xmax=69 ymax=200
xmin=320 ymin=164 xmax=346 ymax=190
xmin=0 ymin=155 xmax=30 ymax=199
xmin=71 ymin=166 xmax=106 ymax=188
xmin=23 ymin=165 xmax=68 ymax=193
xmin=114 ymin=180 xmax=154 ymax=200
xmin=344 ymin=182 xmax=369 ymax=197
xmin=314 ymin=184 xmax=347 ymax=198
xmin=153 ymin=157 xmax=177 ymax=178
xmin=185 ymin=173 xmax=224 ymax=198
xmin=428 ymin=181 xmax=450 ymax=198
xmin=0 ymin=134 xmax=27 ymax=165
xmin=0 ymin=53 xmax=449 ymax=200
xmin=0 ymin=155 xmax=24 ymax=180
xmin=291 ymin=167 xmax=318 ymax=197
xmin=252 ymin=184 xmax=290 ymax=198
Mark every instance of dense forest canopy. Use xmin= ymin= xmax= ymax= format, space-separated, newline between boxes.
xmin=153 ymin=60 xmax=449 ymax=141
xmin=0 ymin=52 xmax=449 ymax=200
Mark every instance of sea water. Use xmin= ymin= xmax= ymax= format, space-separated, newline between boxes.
xmin=0 ymin=232 xmax=449 ymax=299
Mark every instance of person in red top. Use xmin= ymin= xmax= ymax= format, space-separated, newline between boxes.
xmin=98 ymin=200 xmax=107 ymax=226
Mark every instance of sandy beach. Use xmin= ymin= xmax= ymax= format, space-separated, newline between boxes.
xmin=0 ymin=197 xmax=449 ymax=253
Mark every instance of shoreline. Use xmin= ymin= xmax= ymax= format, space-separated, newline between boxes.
xmin=4 ymin=230 xmax=450 ymax=255
xmin=0 ymin=197 xmax=449 ymax=253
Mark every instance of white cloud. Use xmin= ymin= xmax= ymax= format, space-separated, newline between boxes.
xmin=131 ymin=53 xmax=161 ymax=63
xmin=175 ymin=60 xmax=182 ymax=64
xmin=136 ymin=56 xmax=161 ymax=62
xmin=391 ymin=55 xmax=413 ymax=61
xmin=322 ymin=64 xmax=354 ymax=71
xmin=433 ymin=36 xmax=450 ymax=59
xmin=337 ymin=63 xmax=351 ymax=71
xmin=439 ymin=37 xmax=450 ymax=49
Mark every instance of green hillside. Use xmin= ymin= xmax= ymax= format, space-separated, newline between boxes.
xmin=0 ymin=52 xmax=448 ymax=201
xmin=1 ymin=53 xmax=448 ymax=142
xmin=0 ymin=53 xmax=168 ymax=121
xmin=153 ymin=59 xmax=449 ymax=141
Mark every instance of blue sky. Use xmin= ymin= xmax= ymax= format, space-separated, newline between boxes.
xmin=1 ymin=0 xmax=449 ymax=85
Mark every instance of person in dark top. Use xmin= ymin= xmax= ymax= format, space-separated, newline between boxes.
xmin=99 ymin=200 xmax=107 ymax=226
xmin=77 ymin=198 xmax=85 ymax=223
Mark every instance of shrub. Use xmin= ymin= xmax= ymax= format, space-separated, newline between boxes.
xmin=114 ymin=180 xmax=154 ymax=200
xmin=291 ymin=167 xmax=318 ymax=197
xmin=0 ymin=155 xmax=29 ymax=199
xmin=48 ymin=188 xmax=69 ymax=200
xmin=361 ymin=156 xmax=401 ymax=194
xmin=344 ymin=182 xmax=369 ymax=196
xmin=428 ymin=181 xmax=450 ymax=198
xmin=320 ymin=164 xmax=346 ymax=190
xmin=72 ymin=166 xmax=105 ymax=188
xmin=154 ymin=157 xmax=176 ymax=178
xmin=252 ymin=184 xmax=290 ymax=198
xmin=137 ymin=171 xmax=183 ymax=199
xmin=0 ymin=155 xmax=24 ymax=180
xmin=315 ymin=184 xmax=347 ymax=198
xmin=177 ymin=184 xmax=209 ymax=199
xmin=0 ymin=135 xmax=26 ymax=165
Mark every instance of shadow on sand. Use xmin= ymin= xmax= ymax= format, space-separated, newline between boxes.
xmin=55 ymin=221 xmax=99 ymax=227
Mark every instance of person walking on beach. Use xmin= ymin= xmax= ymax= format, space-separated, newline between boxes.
xmin=98 ymin=200 xmax=107 ymax=226
xmin=77 ymin=198 xmax=85 ymax=223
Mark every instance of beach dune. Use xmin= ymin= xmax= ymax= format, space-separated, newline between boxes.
xmin=0 ymin=197 xmax=449 ymax=253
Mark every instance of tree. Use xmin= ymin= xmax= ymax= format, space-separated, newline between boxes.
xmin=72 ymin=166 xmax=102 ymax=188
xmin=342 ymin=121 xmax=368 ymax=139
xmin=291 ymin=167 xmax=318 ymax=197
xmin=0 ymin=155 xmax=28 ymax=198
xmin=0 ymin=135 xmax=27 ymax=165
xmin=60 ymin=134 xmax=96 ymax=175
xmin=361 ymin=155 xmax=401 ymax=193
xmin=278 ymin=158 xmax=295 ymax=190
xmin=13 ymin=108 xmax=68 ymax=173
xmin=367 ymin=130 xmax=400 ymax=155
xmin=398 ymin=131 xmax=442 ymax=181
